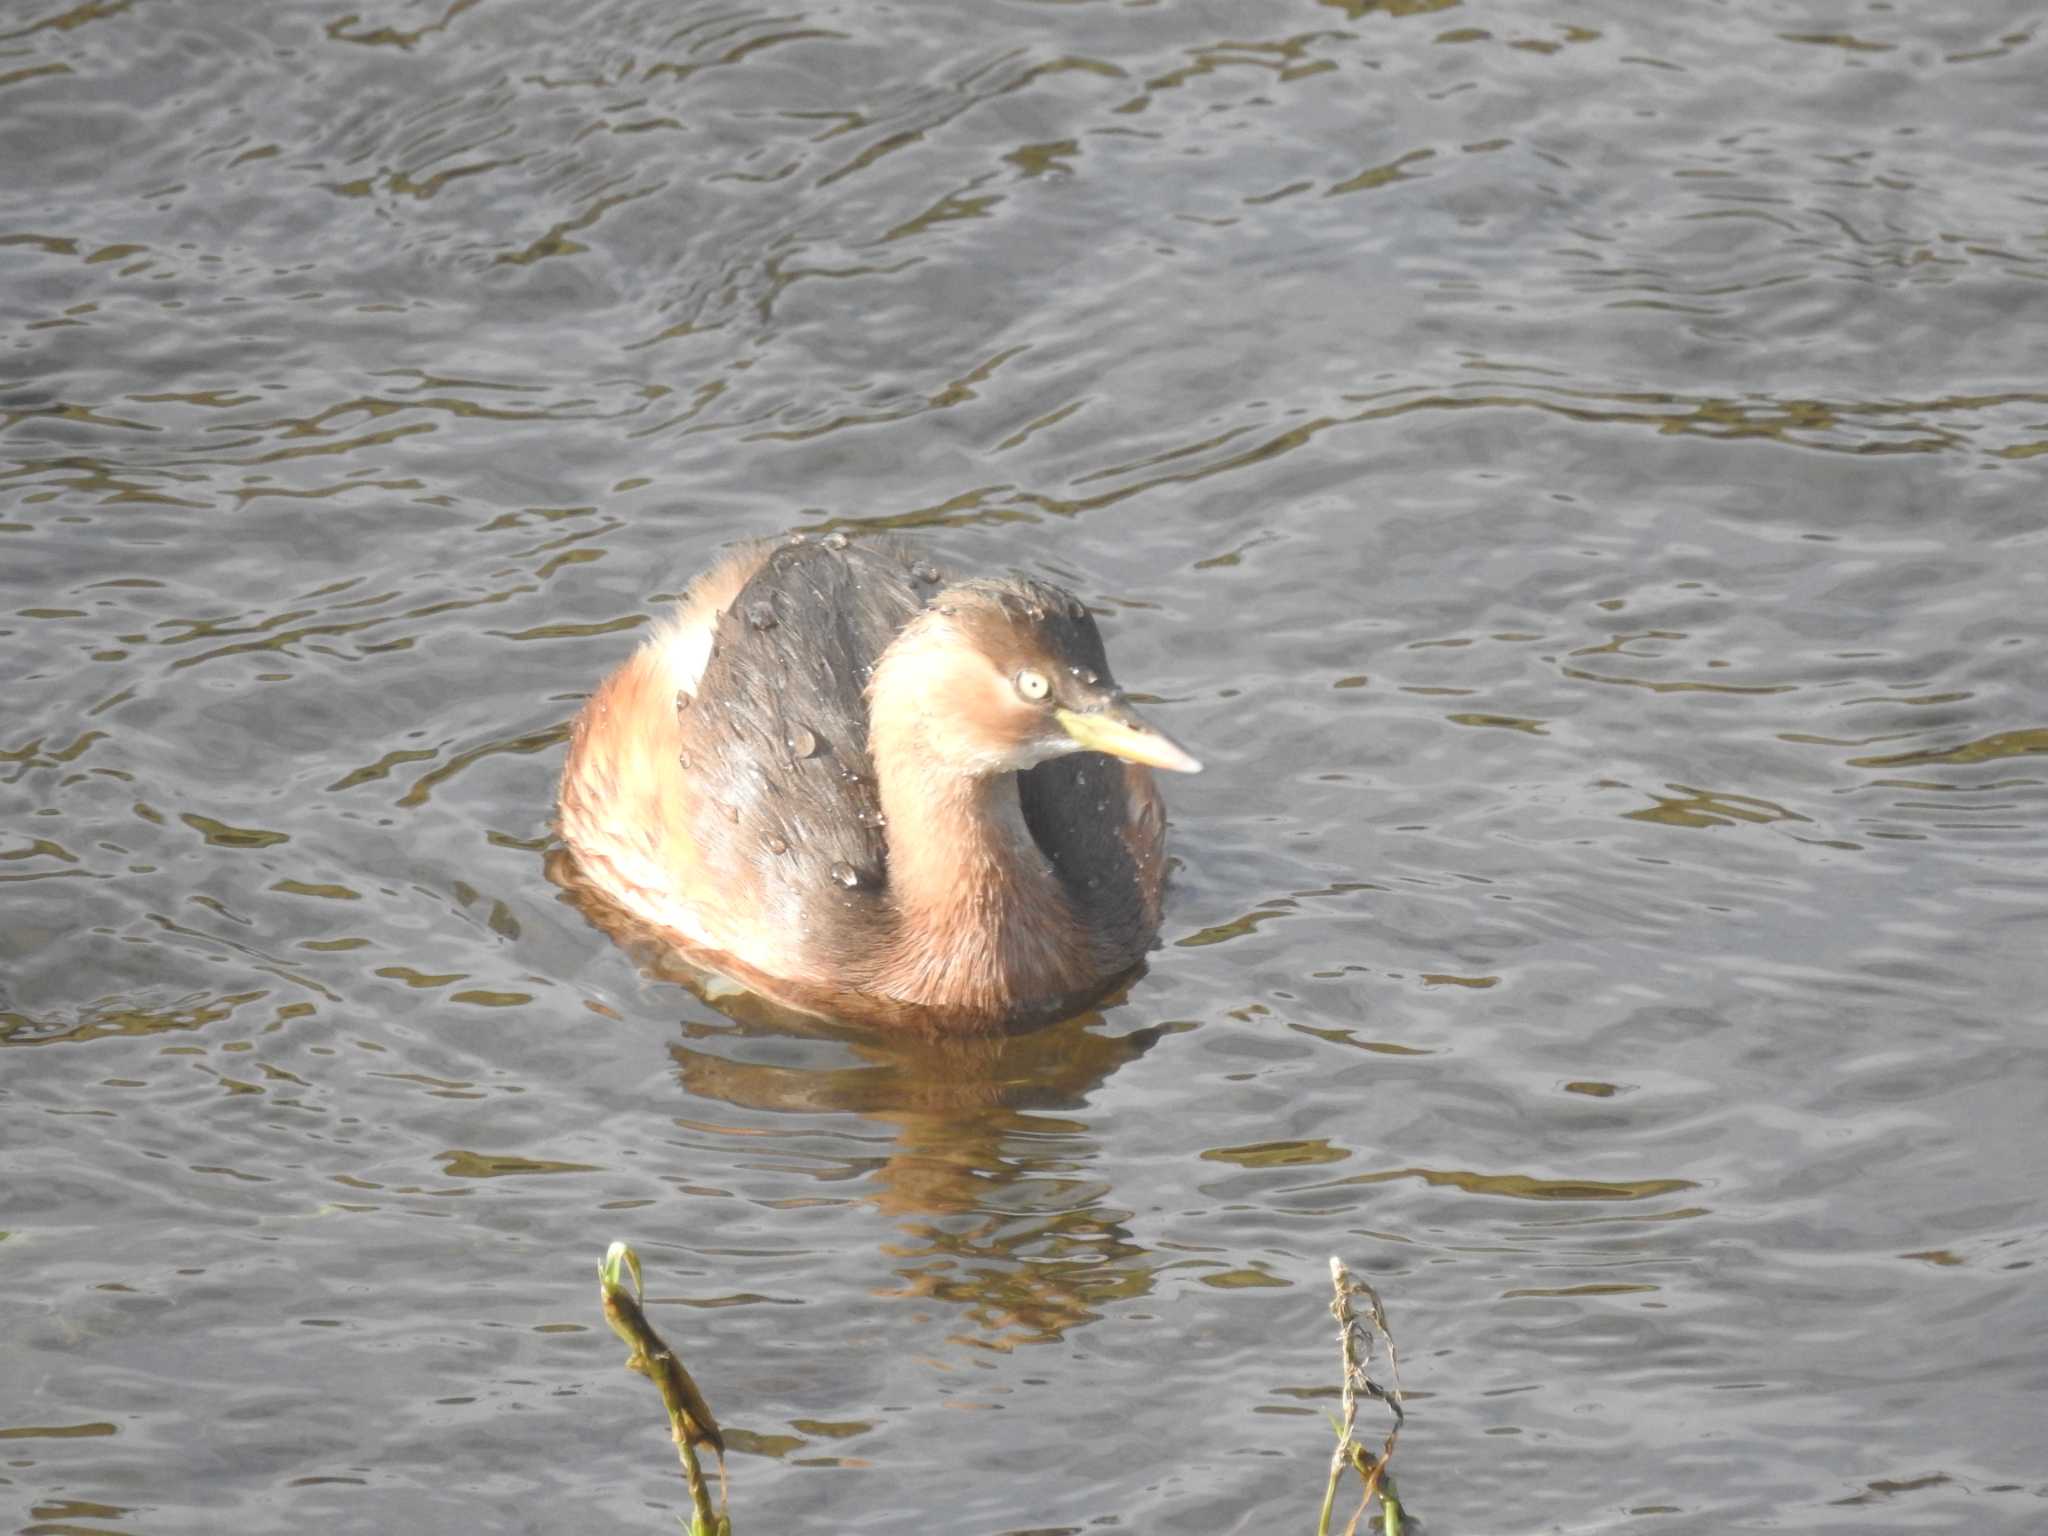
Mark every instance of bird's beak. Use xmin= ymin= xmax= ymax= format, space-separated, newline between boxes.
xmin=1055 ymin=702 xmax=1203 ymax=774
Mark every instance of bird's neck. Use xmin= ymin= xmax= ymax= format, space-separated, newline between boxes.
xmin=869 ymin=735 xmax=1087 ymax=1015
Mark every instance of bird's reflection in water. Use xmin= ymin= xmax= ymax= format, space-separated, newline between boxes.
xmin=555 ymin=852 xmax=1182 ymax=1347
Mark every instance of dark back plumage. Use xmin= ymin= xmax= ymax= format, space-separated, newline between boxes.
xmin=679 ymin=537 xmax=938 ymax=898
xmin=1018 ymin=751 xmax=1148 ymax=951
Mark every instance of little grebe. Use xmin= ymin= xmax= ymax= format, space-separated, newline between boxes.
xmin=557 ymin=535 xmax=1200 ymax=1030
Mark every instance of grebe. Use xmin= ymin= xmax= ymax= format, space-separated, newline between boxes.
xmin=557 ymin=535 xmax=1200 ymax=1030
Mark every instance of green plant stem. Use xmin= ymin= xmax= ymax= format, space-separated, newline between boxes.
xmin=675 ymin=1431 xmax=723 ymax=1536
xmin=1379 ymin=1472 xmax=1403 ymax=1536
xmin=1318 ymin=1450 xmax=1343 ymax=1536
xmin=601 ymin=1241 xmax=732 ymax=1535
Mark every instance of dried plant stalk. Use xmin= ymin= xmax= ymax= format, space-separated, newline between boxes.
xmin=1320 ymin=1257 xmax=1406 ymax=1536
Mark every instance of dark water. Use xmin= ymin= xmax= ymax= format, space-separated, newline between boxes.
xmin=5 ymin=0 xmax=2046 ymax=1530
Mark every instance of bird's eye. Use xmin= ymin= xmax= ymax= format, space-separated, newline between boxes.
xmin=1015 ymin=668 xmax=1051 ymax=702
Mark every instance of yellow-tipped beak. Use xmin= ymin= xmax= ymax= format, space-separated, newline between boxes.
xmin=1055 ymin=705 xmax=1203 ymax=774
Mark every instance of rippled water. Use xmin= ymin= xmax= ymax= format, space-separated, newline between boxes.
xmin=6 ymin=1 xmax=2046 ymax=1530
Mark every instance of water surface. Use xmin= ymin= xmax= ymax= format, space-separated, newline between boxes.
xmin=4 ymin=1 xmax=2046 ymax=1531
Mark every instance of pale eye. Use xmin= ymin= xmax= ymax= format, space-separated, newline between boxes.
xmin=1015 ymin=668 xmax=1051 ymax=702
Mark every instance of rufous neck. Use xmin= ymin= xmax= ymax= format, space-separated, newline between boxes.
xmin=873 ymin=743 xmax=1042 ymax=924
xmin=868 ymin=714 xmax=1084 ymax=1009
